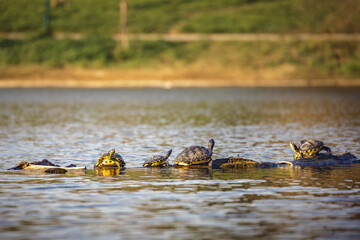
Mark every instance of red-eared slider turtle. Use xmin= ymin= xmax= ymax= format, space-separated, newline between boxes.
xmin=290 ymin=139 xmax=331 ymax=160
xmin=94 ymin=149 xmax=126 ymax=168
xmin=174 ymin=139 xmax=215 ymax=167
xmin=143 ymin=149 xmax=172 ymax=167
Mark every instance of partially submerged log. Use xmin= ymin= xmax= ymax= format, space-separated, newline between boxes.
xmin=213 ymin=152 xmax=359 ymax=169
xmin=8 ymin=159 xmax=86 ymax=174
xmin=277 ymin=152 xmax=360 ymax=167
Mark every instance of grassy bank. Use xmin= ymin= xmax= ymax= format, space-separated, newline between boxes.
xmin=1 ymin=0 xmax=359 ymax=86
xmin=1 ymin=37 xmax=359 ymax=80
xmin=1 ymin=0 xmax=359 ymax=34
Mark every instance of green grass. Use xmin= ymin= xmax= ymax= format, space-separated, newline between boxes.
xmin=1 ymin=37 xmax=359 ymax=78
xmin=1 ymin=0 xmax=359 ymax=79
xmin=0 ymin=37 xmax=115 ymax=67
xmin=0 ymin=0 xmax=359 ymax=34
xmin=180 ymin=0 xmax=360 ymax=33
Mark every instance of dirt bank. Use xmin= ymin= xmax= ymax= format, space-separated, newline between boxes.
xmin=1 ymin=66 xmax=359 ymax=88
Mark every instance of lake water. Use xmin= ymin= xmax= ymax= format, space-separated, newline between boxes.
xmin=0 ymin=88 xmax=359 ymax=240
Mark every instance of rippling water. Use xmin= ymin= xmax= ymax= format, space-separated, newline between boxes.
xmin=0 ymin=88 xmax=359 ymax=239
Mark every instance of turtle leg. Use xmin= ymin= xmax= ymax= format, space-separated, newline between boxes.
xmin=94 ymin=160 xmax=101 ymax=168
xmin=294 ymin=153 xmax=302 ymax=160
xmin=290 ymin=143 xmax=300 ymax=160
xmin=164 ymin=161 xmax=170 ymax=167
xmin=208 ymin=160 xmax=213 ymax=168
xmin=115 ymin=161 xmax=121 ymax=169
xmin=322 ymin=146 xmax=331 ymax=153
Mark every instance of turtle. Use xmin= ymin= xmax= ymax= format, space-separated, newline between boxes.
xmin=94 ymin=149 xmax=126 ymax=168
xmin=174 ymin=139 xmax=215 ymax=166
xmin=290 ymin=139 xmax=331 ymax=160
xmin=143 ymin=149 xmax=172 ymax=167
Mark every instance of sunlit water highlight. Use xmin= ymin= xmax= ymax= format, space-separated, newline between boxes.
xmin=0 ymin=88 xmax=359 ymax=239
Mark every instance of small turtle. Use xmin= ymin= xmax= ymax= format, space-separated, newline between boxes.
xmin=94 ymin=149 xmax=126 ymax=168
xmin=174 ymin=139 xmax=215 ymax=166
xmin=143 ymin=149 xmax=172 ymax=167
xmin=290 ymin=139 xmax=331 ymax=160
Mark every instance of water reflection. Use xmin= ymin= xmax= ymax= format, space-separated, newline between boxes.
xmin=1 ymin=164 xmax=360 ymax=240
xmin=94 ymin=167 xmax=125 ymax=177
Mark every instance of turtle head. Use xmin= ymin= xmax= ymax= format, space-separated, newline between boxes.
xmin=290 ymin=143 xmax=298 ymax=152
xmin=208 ymin=139 xmax=215 ymax=154
xmin=290 ymin=143 xmax=302 ymax=160
xmin=109 ymin=149 xmax=115 ymax=158
xmin=165 ymin=149 xmax=172 ymax=159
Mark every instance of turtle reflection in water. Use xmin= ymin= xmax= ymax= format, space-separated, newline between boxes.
xmin=143 ymin=149 xmax=172 ymax=167
xmin=95 ymin=167 xmax=124 ymax=176
xmin=174 ymin=139 xmax=214 ymax=167
xmin=290 ymin=139 xmax=331 ymax=160
xmin=94 ymin=149 xmax=126 ymax=169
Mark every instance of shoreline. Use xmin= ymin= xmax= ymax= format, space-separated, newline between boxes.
xmin=2 ymin=79 xmax=360 ymax=88
xmin=2 ymin=32 xmax=360 ymax=42
xmin=1 ymin=67 xmax=359 ymax=88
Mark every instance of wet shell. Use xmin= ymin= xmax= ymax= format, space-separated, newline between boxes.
xmin=174 ymin=139 xmax=215 ymax=166
xmin=143 ymin=150 xmax=172 ymax=167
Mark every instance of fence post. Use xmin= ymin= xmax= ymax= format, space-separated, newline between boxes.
xmin=120 ymin=1 xmax=129 ymax=50
xmin=116 ymin=1 xmax=129 ymax=51
xmin=44 ymin=0 xmax=51 ymax=34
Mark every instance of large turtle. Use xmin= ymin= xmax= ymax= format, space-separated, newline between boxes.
xmin=94 ymin=149 xmax=126 ymax=168
xmin=290 ymin=139 xmax=331 ymax=160
xmin=174 ymin=139 xmax=215 ymax=166
xmin=143 ymin=149 xmax=172 ymax=167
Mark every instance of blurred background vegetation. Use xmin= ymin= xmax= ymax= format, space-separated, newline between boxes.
xmin=0 ymin=0 xmax=359 ymax=81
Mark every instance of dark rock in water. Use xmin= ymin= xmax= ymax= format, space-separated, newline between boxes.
xmin=65 ymin=164 xmax=77 ymax=168
xmin=294 ymin=152 xmax=356 ymax=161
xmin=213 ymin=152 xmax=359 ymax=169
xmin=212 ymin=158 xmax=231 ymax=169
xmin=33 ymin=159 xmax=60 ymax=167
xmin=259 ymin=162 xmax=279 ymax=168
xmin=287 ymin=152 xmax=360 ymax=167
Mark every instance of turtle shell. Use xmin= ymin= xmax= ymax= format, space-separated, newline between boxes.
xmin=299 ymin=139 xmax=324 ymax=154
xmin=143 ymin=155 xmax=167 ymax=167
xmin=143 ymin=149 xmax=172 ymax=167
xmin=95 ymin=149 xmax=126 ymax=168
xmin=290 ymin=139 xmax=331 ymax=160
xmin=174 ymin=146 xmax=212 ymax=166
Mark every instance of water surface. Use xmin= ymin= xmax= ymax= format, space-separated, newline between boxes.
xmin=0 ymin=88 xmax=359 ymax=239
